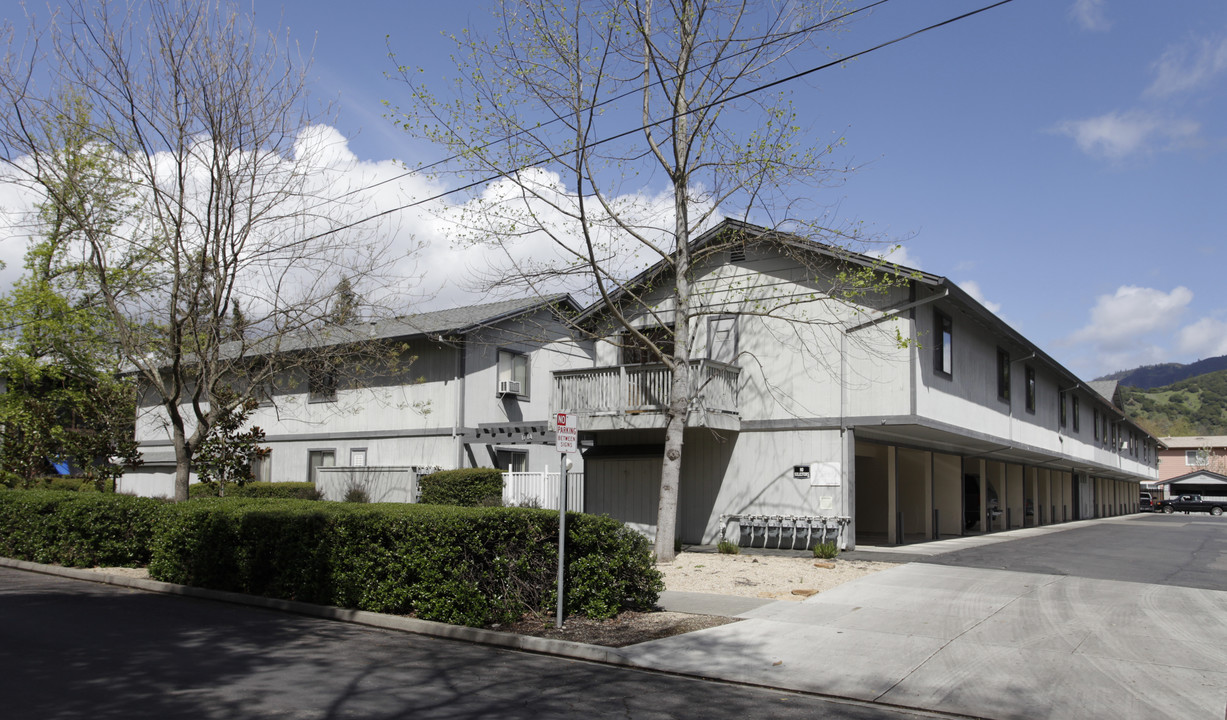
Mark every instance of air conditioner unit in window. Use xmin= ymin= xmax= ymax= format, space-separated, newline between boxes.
xmin=498 ymin=380 xmax=522 ymax=396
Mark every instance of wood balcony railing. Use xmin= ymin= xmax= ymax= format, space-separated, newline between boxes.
xmin=552 ymin=360 xmax=740 ymax=420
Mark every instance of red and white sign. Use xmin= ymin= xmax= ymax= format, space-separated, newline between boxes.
xmin=555 ymin=412 xmax=577 ymax=453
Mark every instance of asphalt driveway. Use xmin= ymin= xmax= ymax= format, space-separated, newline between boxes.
xmin=621 ymin=515 xmax=1227 ymax=720
xmin=923 ymin=514 xmax=1227 ymax=590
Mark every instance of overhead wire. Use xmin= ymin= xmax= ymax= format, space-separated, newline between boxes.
xmin=308 ymin=0 xmax=1018 ymax=242
xmin=343 ymin=0 xmax=897 ymax=200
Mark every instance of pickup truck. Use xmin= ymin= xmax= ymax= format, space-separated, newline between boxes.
xmin=1154 ymin=494 xmax=1225 ymax=516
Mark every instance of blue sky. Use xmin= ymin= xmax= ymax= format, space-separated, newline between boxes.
xmin=4 ymin=0 xmax=1226 ymax=381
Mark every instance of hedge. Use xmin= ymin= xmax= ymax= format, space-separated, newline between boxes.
xmin=148 ymin=500 xmax=662 ymax=626
xmin=188 ymin=481 xmax=323 ymax=500
xmin=0 ymin=491 xmax=162 ymax=567
xmin=418 ymin=468 xmax=504 ymax=506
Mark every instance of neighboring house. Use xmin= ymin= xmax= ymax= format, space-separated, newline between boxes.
xmin=1157 ymin=435 xmax=1227 ymax=487
xmin=1152 ymin=469 xmax=1227 ymax=503
xmin=122 ymin=296 xmax=583 ymax=500
xmin=552 ymin=220 xmax=1159 ymax=549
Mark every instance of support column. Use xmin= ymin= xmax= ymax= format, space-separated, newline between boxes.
xmin=923 ymin=450 xmax=934 ymax=539
xmin=887 ymin=445 xmax=898 ymax=545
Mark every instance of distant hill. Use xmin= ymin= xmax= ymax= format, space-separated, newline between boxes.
xmin=1098 ymin=355 xmax=1227 ymax=389
xmin=1118 ymin=369 xmax=1227 ymax=437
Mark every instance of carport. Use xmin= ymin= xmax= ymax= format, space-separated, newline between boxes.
xmin=850 ymin=423 xmax=1150 ymax=547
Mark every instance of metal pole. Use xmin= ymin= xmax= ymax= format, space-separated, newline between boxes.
xmin=556 ymin=453 xmax=568 ymax=628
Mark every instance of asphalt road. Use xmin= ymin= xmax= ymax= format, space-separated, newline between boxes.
xmin=922 ymin=513 xmax=1227 ymax=590
xmin=0 ymin=567 xmax=945 ymax=720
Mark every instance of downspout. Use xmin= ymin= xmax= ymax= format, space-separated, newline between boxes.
xmin=453 ymin=336 xmax=466 ymax=468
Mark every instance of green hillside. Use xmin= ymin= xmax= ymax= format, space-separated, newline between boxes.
xmin=1098 ymin=355 xmax=1227 ymax=389
xmin=1119 ymin=369 xmax=1227 ymax=436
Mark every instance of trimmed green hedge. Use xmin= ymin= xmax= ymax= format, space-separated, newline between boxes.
xmin=0 ymin=491 xmax=161 ymax=567
xmin=148 ymin=500 xmax=661 ymax=625
xmin=188 ymin=481 xmax=323 ymax=500
xmin=418 ymin=468 xmax=504 ymax=506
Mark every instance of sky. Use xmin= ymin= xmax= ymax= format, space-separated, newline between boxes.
xmin=1 ymin=0 xmax=1225 ymax=381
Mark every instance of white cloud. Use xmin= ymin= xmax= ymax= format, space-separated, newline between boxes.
xmin=959 ymin=280 xmax=1001 ymax=314
xmin=1177 ymin=317 xmax=1227 ymax=358
xmin=1069 ymin=0 xmax=1111 ymax=32
xmin=1053 ymin=110 xmax=1199 ymax=160
xmin=1145 ymin=31 xmax=1227 ymax=98
xmin=1068 ymin=285 xmax=1193 ymax=353
xmin=865 ymin=243 xmax=922 ymax=271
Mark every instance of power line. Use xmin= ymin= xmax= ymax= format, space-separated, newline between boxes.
xmin=309 ymin=0 xmax=1017 ymax=242
xmin=344 ymin=0 xmax=896 ymax=201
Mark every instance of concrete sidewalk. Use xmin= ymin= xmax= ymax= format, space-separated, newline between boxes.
xmin=641 ymin=516 xmax=1227 ymax=720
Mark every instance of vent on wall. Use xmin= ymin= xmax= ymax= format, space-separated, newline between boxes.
xmin=729 ymin=247 xmax=746 ymax=262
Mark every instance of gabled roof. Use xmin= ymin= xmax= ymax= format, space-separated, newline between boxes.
xmin=1157 ymin=469 xmax=1227 ymax=485
xmin=209 ymin=294 xmax=580 ymax=362
xmin=1088 ymin=380 xmax=1120 ymax=404
xmin=569 ymin=217 xmax=1159 ymax=444
xmin=360 ymin=294 xmax=580 ymax=342
xmin=1160 ymin=435 xmax=1227 ymax=449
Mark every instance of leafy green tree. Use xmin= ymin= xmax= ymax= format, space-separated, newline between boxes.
xmin=0 ymin=2 xmax=406 ymax=501
xmin=0 ymin=192 xmax=141 ymax=487
xmin=193 ymin=389 xmax=269 ymax=497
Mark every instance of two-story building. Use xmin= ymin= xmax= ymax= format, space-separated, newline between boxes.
xmin=123 ymin=219 xmax=1160 ymax=550
xmin=122 ymin=296 xmax=582 ymax=499
xmin=552 ymin=220 xmax=1159 ymax=549
xmin=1154 ymin=435 xmax=1227 ymax=501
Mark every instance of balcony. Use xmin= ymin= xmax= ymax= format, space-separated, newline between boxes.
xmin=552 ymin=360 xmax=741 ymax=432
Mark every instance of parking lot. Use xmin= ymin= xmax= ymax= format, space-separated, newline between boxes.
xmin=923 ymin=513 xmax=1227 ymax=591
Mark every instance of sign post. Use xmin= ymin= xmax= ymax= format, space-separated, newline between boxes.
xmin=554 ymin=411 xmax=577 ymax=628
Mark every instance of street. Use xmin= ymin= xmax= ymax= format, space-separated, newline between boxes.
xmin=0 ymin=567 xmax=939 ymax=720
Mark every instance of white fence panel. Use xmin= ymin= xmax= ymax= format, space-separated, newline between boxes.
xmin=504 ymin=471 xmax=584 ymax=511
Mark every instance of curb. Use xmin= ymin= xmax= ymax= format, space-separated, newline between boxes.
xmin=0 ymin=556 xmax=633 ymax=667
xmin=0 ymin=556 xmax=996 ymax=720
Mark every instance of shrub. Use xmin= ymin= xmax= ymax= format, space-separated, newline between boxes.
xmin=813 ymin=541 xmax=839 ymax=560
xmin=342 ymin=483 xmax=370 ymax=503
xmin=188 ymin=481 xmax=322 ymax=500
xmin=417 ymin=468 xmax=504 ymax=507
xmin=0 ymin=490 xmax=161 ymax=567
xmin=716 ymin=540 xmax=740 ymax=555
xmin=148 ymin=500 xmax=661 ymax=626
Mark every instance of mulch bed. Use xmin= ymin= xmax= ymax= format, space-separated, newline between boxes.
xmin=491 ymin=610 xmax=739 ymax=648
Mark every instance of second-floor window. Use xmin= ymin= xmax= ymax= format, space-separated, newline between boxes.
xmin=934 ymin=310 xmax=953 ymax=378
xmin=497 ymin=350 xmax=529 ymax=397
xmin=1094 ymin=408 xmax=1100 ymax=441
xmin=997 ymin=348 xmax=1010 ymax=402
xmin=707 ymin=316 xmax=738 ymax=364
xmin=308 ymin=365 xmax=337 ymax=403
xmin=622 ymin=326 xmax=674 ymax=365
xmin=1058 ymin=389 xmax=1067 ymax=428
xmin=1024 ymin=365 xmax=1036 ymax=413
xmin=1072 ymin=395 xmax=1080 ymax=432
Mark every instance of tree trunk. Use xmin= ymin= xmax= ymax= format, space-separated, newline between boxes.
xmin=172 ymin=426 xmax=190 ymax=503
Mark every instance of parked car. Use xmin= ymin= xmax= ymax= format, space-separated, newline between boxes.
xmin=1154 ymin=494 xmax=1226 ymax=516
xmin=1139 ymin=492 xmax=1154 ymax=512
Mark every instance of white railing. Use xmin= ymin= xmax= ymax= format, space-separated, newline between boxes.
xmin=553 ymin=360 xmax=739 ymax=416
xmin=503 ymin=471 xmax=584 ymax=511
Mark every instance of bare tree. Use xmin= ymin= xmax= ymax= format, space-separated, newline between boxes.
xmin=0 ymin=1 xmax=408 ymax=501
xmin=393 ymin=0 xmax=907 ymax=560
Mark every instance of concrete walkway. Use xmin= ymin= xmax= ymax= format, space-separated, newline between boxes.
xmin=645 ymin=516 xmax=1227 ymax=720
